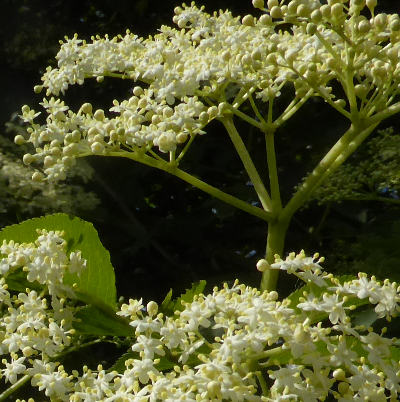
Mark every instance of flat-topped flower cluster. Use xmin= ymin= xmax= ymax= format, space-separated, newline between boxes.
xmin=16 ymin=0 xmax=400 ymax=181
xmin=1 ymin=231 xmax=400 ymax=400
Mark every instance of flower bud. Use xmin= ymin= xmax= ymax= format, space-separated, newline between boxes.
xmin=133 ymin=86 xmax=143 ymax=96
xmin=270 ymin=6 xmax=282 ymax=19
xmin=320 ymin=5 xmax=331 ymax=19
xmin=96 ymin=75 xmax=104 ymax=83
xmin=207 ymin=106 xmax=218 ymax=119
xmin=390 ymin=18 xmax=400 ymax=31
xmin=43 ymin=156 xmax=55 ymax=167
xmin=21 ymin=105 xmax=30 ymax=114
xmin=176 ymin=133 xmax=188 ymax=143
xmin=297 ymin=5 xmax=309 ymax=18
xmin=358 ymin=19 xmax=370 ymax=33
xmin=23 ymin=153 xmax=35 ymax=165
xmin=310 ymin=9 xmax=322 ymax=23
xmin=267 ymin=0 xmax=278 ymax=8
xmin=333 ymin=368 xmax=346 ymax=381
xmin=252 ymin=0 xmax=264 ymax=9
xmin=354 ymin=84 xmax=368 ymax=99
xmin=14 ymin=135 xmax=25 ymax=145
xmin=331 ymin=3 xmax=343 ymax=20
xmin=91 ymin=142 xmax=105 ymax=154
xmin=33 ymin=85 xmax=43 ymax=94
xmin=259 ymin=14 xmax=272 ymax=25
xmin=80 ymin=103 xmax=93 ymax=115
xmin=138 ymin=98 xmax=148 ymax=109
xmin=147 ymin=301 xmax=158 ymax=317
xmin=63 ymin=143 xmax=79 ymax=156
xmin=256 ymin=259 xmax=270 ymax=272
xmin=94 ymin=109 xmax=105 ymax=121
xmin=199 ymin=111 xmax=209 ymax=123
xmin=373 ymin=13 xmax=387 ymax=30
xmin=242 ymin=15 xmax=255 ymax=26
xmin=71 ymin=130 xmax=81 ymax=142
xmin=366 ymin=0 xmax=377 ymax=13
xmin=32 ymin=172 xmax=44 ymax=182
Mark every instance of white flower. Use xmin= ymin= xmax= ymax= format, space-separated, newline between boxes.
xmin=1 ymin=354 xmax=26 ymax=384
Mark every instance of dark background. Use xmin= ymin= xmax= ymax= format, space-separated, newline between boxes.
xmin=1 ymin=0 xmax=400 ymax=304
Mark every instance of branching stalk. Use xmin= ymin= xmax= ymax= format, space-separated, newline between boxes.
xmin=220 ymin=116 xmax=273 ymax=212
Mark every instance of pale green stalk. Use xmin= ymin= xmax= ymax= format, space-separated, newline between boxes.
xmin=0 ymin=375 xmax=30 ymax=401
xmin=220 ymin=116 xmax=273 ymax=212
xmin=105 ymin=151 xmax=273 ymax=222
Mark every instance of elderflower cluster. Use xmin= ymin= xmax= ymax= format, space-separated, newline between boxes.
xmin=0 ymin=230 xmax=86 ymax=398
xmin=16 ymin=0 xmax=400 ymax=181
xmin=3 ymin=250 xmax=398 ymax=400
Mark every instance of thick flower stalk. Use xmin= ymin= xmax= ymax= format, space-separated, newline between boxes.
xmin=16 ymin=0 xmax=400 ymax=290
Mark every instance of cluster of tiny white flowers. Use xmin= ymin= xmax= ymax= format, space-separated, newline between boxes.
xmin=0 ymin=238 xmax=399 ymax=400
xmin=0 ymin=230 xmax=87 ymax=399
xmin=16 ymin=0 xmax=400 ymax=182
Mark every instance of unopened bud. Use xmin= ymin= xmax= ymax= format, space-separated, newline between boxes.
xmin=23 ymin=153 xmax=35 ymax=165
xmin=32 ymin=172 xmax=44 ymax=182
xmin=270 ymin=6 xmax=282 ymax=19
xmin=242 ymin=15 xmax=255 ymax=26
xmin=366 ymin=0 xmax=377 ymax=13
xmin=80 ymin=103 xmax=93 ymax=115
xmin=252 ymin=0 xmax=264 ymax=9
xmin=94 ymin=109 xmax=105 ymax=121
xmin=133 ymin=86 xmax=144 ymax=96
xmin=176 ymin=133 xmax=188 ymax=143
xmin=34 ymin=85 xmax=43 ymax=94
xmin=310 ymin=9 xmax=322 ymax=23
xmin=374 ymin=13 xmax=387 ymax=30
xmin=147 ymin=301 xmax=158 ymax=317
xmin=14 ymin=135 xmax=25 ymax=145
xmin=259 ymin=14 xmax=272 ymax=25
xmin=331 ymin=3 xmax=343 ymax=20
xmin=256 ymin=259 xmax=270 ymax=272
xmin=358 ymin=19 xmax=370 ymax=33
xmin=91 ymin=142 xmax=105 ymax=153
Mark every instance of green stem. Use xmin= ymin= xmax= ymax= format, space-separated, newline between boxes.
xmin=281 ymin=122 xmax=378 ymax=222
xmin=275 ymin=89 xmax=313 ymax=125
xmin=368 ymin=100 xmax=400 ymax=125
xmin=260 ymin=218 xmax=289 ymax=291
xmin=176 ymin=134 xmax=196 ymax=163
xmin=255 ymin=371 xmax=269 ymax=396
xmin=265 ymin=128 xmax=281 ymax=211
xmin=220 ymin=116 xmax=273 ymax=212
xmin=105 ymin=151 xmax=273 ymax=222
xmin=0 ymin=374 xmax=31 ymax=401
xmin=225 ymin=103 xmax=265 ymax=130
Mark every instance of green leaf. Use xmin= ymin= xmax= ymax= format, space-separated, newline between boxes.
xmin=109 ymin=351 xmax=137 ymax=373
xmin=73 ymin=305 xmax=133 ymax=337
xmin=160 ymin=280 xmax=206 ymax=316
xmin=160 ymin=288 xmax=173 ymax=313
xmin=352 ymin=307 xmax=379 ymax=327
xmin=0 ymin=213 xmax=116 ymax=308
xmin=5 ymin=268 xmax=43 ymax=292
xmin=109 ymin=351 xmax=176 ymax=374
